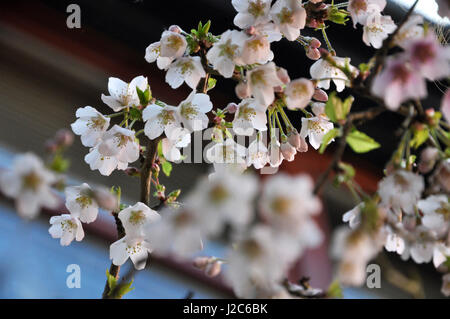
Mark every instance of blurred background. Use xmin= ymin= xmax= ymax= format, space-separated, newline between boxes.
xmin=0 ymin=0 xmax=448 ymax=298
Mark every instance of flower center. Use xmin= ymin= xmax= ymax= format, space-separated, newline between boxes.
xmin=250 ymin=69 xmax=267 ymax=85
xmin=238 ymin=103 xmax=256 ymax=121
xmin=179 ymin=60 xmax=194 ymax=75
xmin=219 ymin=39 xmax=239 ymax=59
xmin=270 ymin=196 xmax=291 ymax=214
xmin=129 ymin=210 xmax=146 ymax=225
xmin=22 ymin=171 xmax=41 ymax=191
xmin=167 ymin=34 xmax=184 ymax=50
xmin=114 ymin=133 xmax=132 ymax=148
xmin=350 ymin=0 xmax=367 ymax=13
xmin=391 ymin=64 xmax=411 ymax=84
xmin=180 ymin=102 xmax=198 ymax=120
xmin=76 ymin=194 xmax=93 ymax=209
xmin=88 ymin=115 xmax=106 ymax=130
xmin=412 ymin=42 xmax=436 ymax=64
xmin=61 ymin=220 xmax=76 ymax=233
xmin=242 ymin=239 xmax=263 ymax=259
xmin=277 ymin=7 xmax=293 ymax=24
xmin=126 ymin=242 xmax=143 ymax=255
xmin=158 ymin=109 xmax=176 ymax=125
xmin=209 ymin=184 xmax=229 ymax=204
xmin=308 ymin=119 xmax=325 ymax=134
xmin=248 ymin=0 xmax=267 ymax=18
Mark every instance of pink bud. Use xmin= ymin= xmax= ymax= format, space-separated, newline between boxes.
xmin=235 ymin=81 xmax=250 ymax=99
xmin=226 ymin=103 xmax=238 ymax=114
xmin=55 ymin=129 xmax=74 ymax=147
xmin=298 ymin=137 xmax=308 ymax=153
xmin=310 ymin=38 xmax=321 ymax=49
xmin=280 ymin=142 xmax=296 ymax=162
xmin=193 ymin=257 xmax=211 ymax=270
xmin=245 ymin=26 xmax=256 ymax=35
xmin=168 ymin=25 xmax=181 ymax=33
xmin=205 ymin=261 xmax=222 ymax=277
xmin=274 ymin=85 xmax=284 ymax=93
xmin=276 ymin=67 xmax=290 ymax=84
xmin=93 ymin=188 xmax=118 ymax=212
xmin=287 ymin=131 xmax=301 ymax=149
xmin=306 ymin=47 xmax=321 ymax=60
xmin=125 ymin=167 xmax=140 ymax=176
xmin=45 ymin=140 xmax=58 ymax=153
xmin=313 ymin=88 xmax=328 ymax=102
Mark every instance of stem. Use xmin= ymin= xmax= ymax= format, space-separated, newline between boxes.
xmin=321 ymin=26 xmax=336 ymax=55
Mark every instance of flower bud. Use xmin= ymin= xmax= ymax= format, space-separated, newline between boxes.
xmin=125 ymin=167 xmax=140 ymax=177
xmin=418 ymin=147 xmax=439 ymax=174
xmin=168 ymin=25 xmax=181 ymax=33
xmin=245 ymin=26 xmax=256 ymax=35
xmin=225 ymin=103 xmax=238 ymax=114
xmin=287 ymin=131 xmax=301 ymax=149
xmin=235 ymin=81 xmax=250 ymax=99
xmin=273 ymin=85 xmax=284 ymax=93
xmin=276 ymin=67 xmax=290 ymax=84
xmin=306 ymin=47 xmax=321 ymax=60
xmin=193 ymin=257 xmax=211 ymax=270
xmin=309 ymin=37 xmax=321 ymax=48
xmin=55 ymin=129 xmax=74 ymax=147
xmin=280 ymin=142 xmax=296 ymax=162
xmin=205 ymin=260 xmax=222 ymax=277
xmin=298 ymin=137 xmax=308 ymax=153
xmin=93 ymin=187 xmax=118 ymax=212
xmin=313 ymin=88 xmax=328 ymax=102
xmin=269 ymin=139 xmax=283 ymax=167
xmin=45 ymin=140 xmax=58 ymax=153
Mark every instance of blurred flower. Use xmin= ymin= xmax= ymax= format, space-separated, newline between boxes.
xmin=65 ymin=183 xmax=99 ymax=223
xmin=285 ymin=78 xmax=314 ymax=110
xmin=394 ymin=15 xmax=424 ymax=49
xmin=347 ymin=0 xmax=386 ymax=27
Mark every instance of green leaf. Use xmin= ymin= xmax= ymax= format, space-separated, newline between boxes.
xmin=114 ymin=279 xmax=135 ymax=298
xmin=202 ymin=20 xmax=211 ymax=35
xmin=161 ymin=161 xmax=172 ymax=177
xmin=325 ymin=92 xmax=338 ymax=123
xmin=327 ymin=280 xmax=343 ymax=298
xmin=410 ymin=126 xmax=429 ymax=149
xmin=106 ymin=269 xmax=117 ymax=296
xmin=136 ymin=86 xmax=150 ymax=106
xmin=325 ymin=92 xmax=353 ymax=123
xmin=319 ymin=128 xmax=340 ymax=154
xmin=207 ymin=77 xmax=217 ymax=91
xmin=129 ymin=107 xmax=142 ymax=121
xmin=346 ymin=130 xmax=380 ymax=153
xmin=49 ymin=153 xmax=70 ymax=173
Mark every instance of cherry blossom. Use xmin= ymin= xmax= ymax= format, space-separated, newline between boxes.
xmin=71 ymin=106 xmax=110 ymax=147
xmin=145 ymin=206 xmax=203 ymax=258
xmin=177 ymin=91 xmax=213 ymax=132
xmin=246 ymin=62 xmax=283 ymax=106
xmin=362 ymin=12 xmax=396 ymax=49
xmin=259 ymin=173 xmax=321 ymax=233
xmin=110 ymin=236 xmax=153 ymax=270
xmin=232 ymin=98 xmax=267 ymax=135
xmin=378 ymin=170 xmax=424 ymax=216
xmin=268 ymin=136 xmax=284 ymax=167
xmin=342 ymin=203 xmax=363 ymax=229
xmin=185 ymin=168 xmax=258 ymax=235
xmin=237 ymin=34 xmax=274 ymax=65
xmin=284 ymin=78 xmax=314 ymax=110
xmin=101 ymin=76 xmax=148 ymax=112
xmin=253 ymin=22 xmax=283 ymax=43
xmin=161 ymin=127 xmax=191 ymax=162
xmin=394 ymin=15 xmax=424 ymax=49
xmin=142 ymin=102 xmax=181 ymax=140
xmin=310 ymin=56 xmax=357 ymax=92
xmin=405 ymin=32 xmax=450 ymax=81
xmin=269 ymin=0 xmax=306 ymax=41
xmin=118 ymin=202 xmax=161 ymax=239
xmin=206 ymin=30 xmax=248 ymax=78
xmin=232 ymin=0 xmax=271 ymax=29
xmin=165 ymin=56 xmax=206 ymax=89
xmin=65 ymin=183 xmax=99 ymax=223
xmin=0 ymin=153 xmax=58 ymax=219
xmin=49 ymin=214 xmax=84 ymax=246
xmin=371 ymin=57 xmax=427 ymax=110
xmin=145 ymin=41 xmax=174 ymax=70
xmin=206 ymin=138 xmax=247 ymax=167
xmin=300 ymin=103 xmax=334 ymax=150
xmin=159 ymin=31 xmax=187 ymax=59
xmin=247 ymin=138 xmax=270 ymax=169
xmin=417 ymin=195 xmax=450 ymax=233
xmin=347 ymin=0 xmax=386 ymax=27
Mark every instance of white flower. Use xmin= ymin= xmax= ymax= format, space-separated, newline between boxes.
xmin=142 ymin=102 xmax=181 ymax=140
xmin=145 ymin=206 xmax=203 ymax=258
xmin=347 ymin=0 xmax=386 ymax=27
xmin=417 ymin=195 xmax=450 ymax=233
xmin=268 ymin=136 xmax=284 ymax=167
xmin=159 ymin=31 xmax=187 ymax=59
xmin=232 ymin=0 xmax=271 ymax=29
xmin=270 ymin=0 xmax=306 ymax=41
xmin=206 ymin=138 xmax=247 ymax=166
xmin=284 ymin=78 xmax=314 ymax=110
xmin=110 ymin=236 xmax=152 ymax=270
xmin=161 ymin=127 xmax=191 ymax=162
xmin=246 ymin=62 xmax=283 ymax=106
xmin=165 ymin=56 xmax=206 ymax=89
xmin=49 ymin=214 xmax=84 ymax=246
xmin=185 ymin=169 xmax=258 ymax=235
xmin=71 ymin=106 xmax=110 ymax=147
xmin=384 ymin=228 xmax=406 ymax=255
xmin=254 ymin=22 xmax=283 ymax=43
xmin=101 ymin=76 xmax=148 ymax=112
xmin=232 ymin=98 xmax=267 ymax=136
xmin=65 ymin=183 xmax=99 ymax=223
xmin=310 ymin=57 xmax=357 ymax=92
xmin=342 ymin=203 xmax=363 ymax=229
xmin=118 ymin=202 xmax=161 ymax=239
xmin=300 ymin=103 xmax=334 ymax=150
xmin=362 ymin=13 xmax=396 ymax=49
xmin=394 ymin=15 xmax=424 ymax=49
xmin=0 ymin=153 xmax=58 ymax=219
xmin=237 ymin=34 xmax=274 ymax=65
xmin=225 ymin=225 xmax=301 ymax=298
xmin=259 ymin=173 xmax=321 ymax=234
xmin=206 ymin=30 xmax=248 ymax=78
xmin=433 ymin=243 xmax=450 ymax=268
xmin=371 ymin=57 xmax=427 ymax=110
xmin=144 ymin=41 xmax=174 ymax=70
xmin=247 ymin=138 xmax=269 ymax=169
xmin=177 ymin=91 xmax=213 ymax=132
xmin=85 ymin=125 xmax=139 ymax=176
xmin=378 ymin=170 xmax=424 ymax=216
